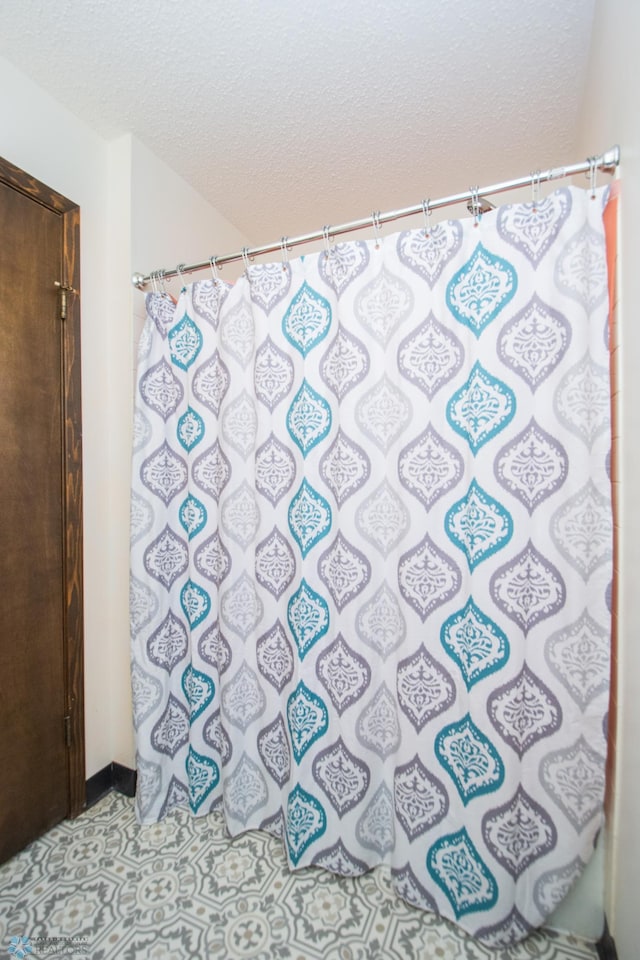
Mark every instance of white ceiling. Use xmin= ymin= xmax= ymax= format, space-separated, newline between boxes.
xmin=0 ymin=0 xmax=596 ymax=244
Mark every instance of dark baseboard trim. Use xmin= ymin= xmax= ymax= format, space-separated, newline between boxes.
xmin=85 ymin=762 xmax=137 ymax=808
xmin=597 ymin=919 xmax=618 ymax=960
xmin=112 ymin=762 xmax=137 ymax=798
xmin=85 ymin=765 xmax=112 ymax=808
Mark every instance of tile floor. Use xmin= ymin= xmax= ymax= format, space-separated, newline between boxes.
xmin=0 ymin=792 xmax=599 ymax=959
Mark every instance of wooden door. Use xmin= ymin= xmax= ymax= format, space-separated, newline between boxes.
xmin=0 ymin=156 xmax=84 ymax=862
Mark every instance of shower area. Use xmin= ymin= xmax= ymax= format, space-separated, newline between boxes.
xmin=129 ymin=158 xmax=617 ymax=949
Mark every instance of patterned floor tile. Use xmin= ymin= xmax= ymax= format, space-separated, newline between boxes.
xmin=0 ymin=792 xmax=598 ymax=960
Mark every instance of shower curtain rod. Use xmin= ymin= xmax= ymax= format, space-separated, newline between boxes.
xmin=131 ymin=145 xmax=620 ymax=290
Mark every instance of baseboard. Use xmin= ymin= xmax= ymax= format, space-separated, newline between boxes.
xmin=596 ymin=919 xmax=618 ymax=960
xmin=85 ymin=762 xmax=137 ymax=808
xmin=112 ymin=762 xmax=137 ymax=798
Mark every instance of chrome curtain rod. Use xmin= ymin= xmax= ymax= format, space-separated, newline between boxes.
xmin=131 ymin=145 xmax=620 ymax=290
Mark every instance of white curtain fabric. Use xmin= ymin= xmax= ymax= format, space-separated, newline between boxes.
xmin=130 ymin=185 xmax=612 ymax=946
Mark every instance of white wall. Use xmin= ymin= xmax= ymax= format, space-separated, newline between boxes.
xmin=0 ymin=55 xmax=248 ymax=778
xmin=574 ymin=2 xmax=640 ymax=957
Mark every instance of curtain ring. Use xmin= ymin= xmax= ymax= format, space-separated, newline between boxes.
xmin=588 ymin=155 xmax=598 ymax=199
xmin=150 ymin=270 xmax=158 ymax=295
xmin=176 ymin=263 xmax=187 ymax=288
xmin=421 ymin=199 xmax=431 ymax=238
xmin=209 ymin=255 xmax=221 ymax=286
xmin=159 ymin=269 xmax=167 ymax=294
xmin=241 ymin=247 xmax=251 ymax=276
xmin=281 ymin=236 xmax=290 ymax=272
xmin=372 ymin=211 xmax=382 ymax=249
xmin=531 ymin=170 xmax=541 ymax=212
xmin=322 ymin=225 xmax=332 ymax=259
xmin=470 ymin=186 xmax=481 ymax=227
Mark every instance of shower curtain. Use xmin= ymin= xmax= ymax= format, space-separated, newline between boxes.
xmin=130 ymin=185 xmax=613 ymax=946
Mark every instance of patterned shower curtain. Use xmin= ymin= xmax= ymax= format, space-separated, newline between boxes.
xmin=130 ymin=185 xmax=612 ymax=946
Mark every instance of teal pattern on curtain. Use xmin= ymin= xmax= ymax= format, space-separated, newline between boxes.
xmin=130 ymin=185 xmax=612 ymax=945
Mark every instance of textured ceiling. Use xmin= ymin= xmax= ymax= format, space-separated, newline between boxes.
xmin=0 ymin=0 xmax=596 ymax=245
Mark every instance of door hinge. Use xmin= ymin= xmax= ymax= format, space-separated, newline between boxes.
xmin=64 ymin=715 xmax=72 ymax=747
xmin=54 ymin=280 xmax=76 ymax=321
